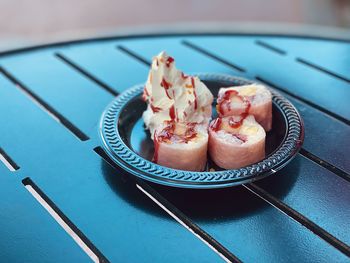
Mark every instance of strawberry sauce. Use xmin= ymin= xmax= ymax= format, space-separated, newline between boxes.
xmin=150 ymin=104 xmax=162 ymax=113
xmin=165 ymin=56 xmax=174 ymax=67
xmin=153 ymin=121 xmax=198 ymax=163
xmin=216 ymin=88 xmax=251 ymax=129
xmin=191 ymin=77 xmax=198 ymax=110
xmin=169 ymin=104 xmax=176 ymax=120
xmin=160 ymin=77 xmax=173 ymax=99
xmin=210 ymin=118 xmax=222 ymax=132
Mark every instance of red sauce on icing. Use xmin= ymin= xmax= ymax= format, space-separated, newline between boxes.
xmin=184 ymin=123 xmax=197 ymax=141
xmin=181 ymin=72 xmax=188 ymax=79
xmin=161 ymin=77 xmax=171 ymax=89
xmin=169 ymin=104 xmax=176 ymax=120
xmin=210 ymin=118 xmax=222 ymax=132
xmin=160 ymin=77 xmax=172 ymax=99
xmin=158 ymin=122 xmax=175 ymax=138
xmin=150 ymin=104 xmax=162 ymax=113
xmin=165 ymin=56 xmax=174 ymax=67
xmin=191 ymin=77 xmax=198 ymax=110
xmin=153 ymin=121 xmax=198 ymax=163
xmin=217 ymin=88 xmax=251 ymax=129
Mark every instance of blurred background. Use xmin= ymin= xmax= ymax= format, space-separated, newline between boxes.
xmin=1 ymin=0 xmax=350 ymax=50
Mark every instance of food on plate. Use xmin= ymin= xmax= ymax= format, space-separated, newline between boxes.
xmin=208 ymin=115 xmax=266 ymax=169
xmin=142 ymin=51 xmax=271 ymax=171
xmin=142 ymin=51 xmax=213 ymax=171
xmin=216 ymin=84 xmax=272 ymax=131
xmin=153 ymin=121 xmax=208 ymax=171
xmin=142 ymin=51 xmax=213 ymax=137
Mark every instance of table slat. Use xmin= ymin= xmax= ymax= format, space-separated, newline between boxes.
xmin=0 ymin=165 xmax=90 ymax=263
xmin=0 ymin=73 xmax=222 ymax=263
xmin=256 ymin=155 xmax=350 ymax=245
xmin=258 ymin=37 xmax=350 ymax=82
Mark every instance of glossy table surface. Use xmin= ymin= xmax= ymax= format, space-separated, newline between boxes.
xmin=0 ymin=34 xmax=349 ymax=263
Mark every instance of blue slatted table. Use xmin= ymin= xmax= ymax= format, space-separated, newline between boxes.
xmin=0 ymin=33 xmax=349 ymax=263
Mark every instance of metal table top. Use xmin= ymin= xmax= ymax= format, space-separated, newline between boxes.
xmin=0 ymin=33 xmax=349 ymax=263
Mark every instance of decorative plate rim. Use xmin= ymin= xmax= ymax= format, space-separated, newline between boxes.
xmin=99 ymin=73 xmax=304 ymax=188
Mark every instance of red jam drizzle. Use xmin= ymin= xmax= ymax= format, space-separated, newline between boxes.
xmin=181 ymin=72 xmax=188 ymax=79
xmin=150 ymin=104 xmax=162 ymax=113
xmin=160 ymin=77 xmax=172 ymax=99
xmin=217 ymin=90 xmax=239 ymax=115
xmin=210 ymin=118 xmax=222 ymax=132
xmin=165 ymin=56 xmax=174 ymax=67
xmin=210 ymin=117 xmax=247 ymax=143
xmin=153 ymin=121 xmax=198 ymax=163
xmin=191 ymin=77 xmax=198 ymax=110
xmin=217 ymin=88 xmax=251 ymax=129
xmin=183 ymin=123 xmax=198 ymax=141
xmin=169 ymin=104 xmax=176 ymax=120
xmin=153 ymin=122 xmax=174 ymax=163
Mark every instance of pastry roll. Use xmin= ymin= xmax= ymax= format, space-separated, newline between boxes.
xmin=217 ymin=84 xmax=272 ymax=131
xmin=209 ymin=115 xmax=265 ymax=169
xmin=153 ymin=121 xmax=208 ymax=171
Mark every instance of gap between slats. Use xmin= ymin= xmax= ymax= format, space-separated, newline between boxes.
xmin=55 ymin=53 xmax=118 ymax=97
xmin=295 ymin=58 xmax=350 ymax=84
xmin=255 ymin=76 xmax=350 ymax=126
xmin=0 ymin=67 xmax=89 ymax=141
xmin=254 ymin=39 xmax=350 ymax=84
xmin=0 ymin=147 xmax=19 ymax=171
xmin=255 ymin=40 xmax=287 ymax=55
xmin=117 ymin=46 xmax=151 ymax=66
xmin=93 ymin=146 xmax=241 ymax=263
xmin=243 ymin=183 xmax=350 ymax=257
xmin=22 ymin=177 xmax=109 ymax=263
xmin=299 ymin=148 xmax=350 ymax=183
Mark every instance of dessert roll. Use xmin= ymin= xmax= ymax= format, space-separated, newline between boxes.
xmin=142 ymin=51 xmax=214 ymax=137
xmin=217 ymin=84 xmax=272 ymax=131
xmin=153 ymin=121 xmax=208 ymax=171
xmin=208 ymin=115 xmax=266 ymax=169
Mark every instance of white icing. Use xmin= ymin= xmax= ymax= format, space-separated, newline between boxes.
xmin=143 ymin=51 xmax=213 ymax=137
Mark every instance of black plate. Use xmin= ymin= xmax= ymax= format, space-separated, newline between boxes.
xmin=99 ymin=74 xmax=304 ymax=188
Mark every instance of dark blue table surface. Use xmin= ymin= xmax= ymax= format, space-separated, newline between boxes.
xmin=0 ymin=34 xmax=349 ymax=263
